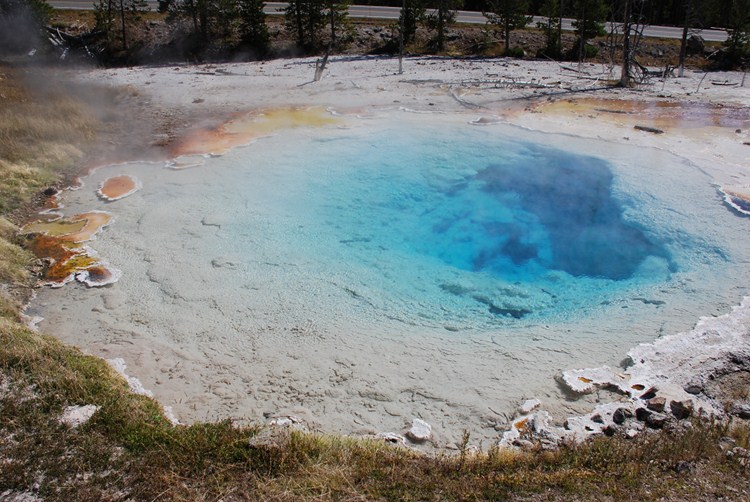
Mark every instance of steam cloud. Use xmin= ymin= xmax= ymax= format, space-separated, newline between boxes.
xmin=0 ymin=0 xmax=47 ymax=56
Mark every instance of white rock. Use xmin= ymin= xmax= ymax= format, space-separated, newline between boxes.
xmin=59 ymin=405 xmax=99 ymax=428
xmin=376 ymin=432 xmax=407 ymax=445
xmin=268 ymin=415 xmax=307 ymax=431
xmin=561 ymin=366 xmax=627 ymax=394
xmin=406 ymin=418 xmax=432 ymax=442
xmin=519 ymin=398 xmax=542 ymax=414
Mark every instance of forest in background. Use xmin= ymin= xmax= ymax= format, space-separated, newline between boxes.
xmin=0 ymin=0 xmax=748 ymax=70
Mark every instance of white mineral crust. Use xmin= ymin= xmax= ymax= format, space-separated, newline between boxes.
xmin=406 ymin=418 xmax=432 ymax=442
xmin=59 ymin=405 xmax=99 ymax=428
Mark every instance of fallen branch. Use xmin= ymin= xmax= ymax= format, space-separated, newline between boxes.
xmin=634 ymin=125 xmax=664 ymax=134
xmin=459 ymin=78 xmax=557 ymax=90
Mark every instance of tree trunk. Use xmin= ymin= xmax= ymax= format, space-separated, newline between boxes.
xmin=296 ymin=1 xmax=304 ymax=46
xmin=119 ymin=0 xmax=127 ymax=51
xmin=438 ymin=7 xmax=444 ymax=51
xmin=578 ymin=5 xmax=585 ymax=65
xmin=399 ymin=0 xmax=405 ymax=74
xmin=505 ymin=20 xmax=510 ymax=52
xmin=330 ymin=3 xmax=336 ymax=46
xmin=677 ymin=0 xmax=692 ymax=78
xmin=189 ymin=0 xmax=198 ymax=36
xmin=557 ymin=0 xmax=562 ymax=51
xmin=199 ymin=0 xmax=208 ymax=41
xmin=620 ymin=0 xmax=631 ymax=87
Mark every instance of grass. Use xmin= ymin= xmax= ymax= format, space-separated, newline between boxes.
xmin=1 ymin=62 xmax=750 ymax=501
xmin=0 ymin=65 xmax=95 ymax=214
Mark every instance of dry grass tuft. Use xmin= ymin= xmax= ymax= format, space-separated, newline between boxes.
xmin=0 ymin=65 xmax=95 ymax=214
xmin=0 ymin=217 xmax=19 ymax=239
xmin=0 ymin=236 xmax=32 ymax=286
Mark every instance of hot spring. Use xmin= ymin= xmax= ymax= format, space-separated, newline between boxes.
xmin=30 ymin=110 xmax=750 ymax=446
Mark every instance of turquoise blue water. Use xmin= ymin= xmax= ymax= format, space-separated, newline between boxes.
xmin=224 ymin=118 xmax=699 ymax=329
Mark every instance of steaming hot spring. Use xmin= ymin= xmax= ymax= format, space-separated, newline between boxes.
xmin=25 ymin=59 xmax=750 ymax=448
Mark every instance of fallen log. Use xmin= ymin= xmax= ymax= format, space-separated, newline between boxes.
xmin=634 ymin=125 xmax=665 ymax=134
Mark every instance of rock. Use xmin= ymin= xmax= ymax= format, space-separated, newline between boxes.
xmin=625 ymin=429 xmax=639 ymax=439
xmin=635 ymin=407 xmax=652 ymax=422
xmin=719 ymin=436 xmax=737 ymax=451
xmin=726 ymin=447 xmax=750 ymax=467
xmin=637 ymin=406 xmax=670 ymax=429
xmin=645 ymin=411 xmax=669 ymax=429
xmin=500 ymin=411 xmax=568 ymax=448
xmin=519 ymin=398 xmax=541 ymax=414
xmin=612 ymin=407 xmax=632 ymax=425
xmin=640 ymin=386 xmax=658 ymax=400
xmin=268 ymin=415 xmax=307 ymax=431
xmin=406 ymin=418 xmax=432 ymax=442
xmin=603 ymin=424 xmax=619 ymax=437
xmin=730 ymin=403 xmax=750 ymax=419
xmin=59 ymin=405 xmax=99 ymax=428
xmin=674 ymin=460 xmax=693 ymax=474
xmin=647 ymin=396 xmax=666 ymax=413
xmin=670 ymin=399 xmax=694 ymax=419
xmin=376 ymin=432 xmax=407 ymax=446
xmin=512 ymin=438 xmax=534 ymax=450
xmin=684 ymin=381 xmax=703 ymax=395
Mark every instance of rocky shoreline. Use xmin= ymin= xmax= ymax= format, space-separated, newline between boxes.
xmin=500 ymin=297 xmax=750 ymax=450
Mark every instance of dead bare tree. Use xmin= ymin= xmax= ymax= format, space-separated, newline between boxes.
xmin=613 ymin=0 xmax=647 ymax=87
xmin=620 ymin=0 xmax=632 ymax=87
xmin=314 ymin=51 xmax=329 ymax=81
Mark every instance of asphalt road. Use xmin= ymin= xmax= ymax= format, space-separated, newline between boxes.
xmin=48 ymin=1 xmax=729 ymax=42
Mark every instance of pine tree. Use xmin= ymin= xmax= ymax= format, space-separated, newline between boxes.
xmin=94 ymin=0 xmax=149 ymax=53
xmin=537 ymin=0 xmax=562 ymax=58
xmin=484 ymin=0 xmax=532 ymax=53
xmin=427 ymin=0 xmax=463 ymax=52
xmin=399 ymin=0 xmax=427 ymax=46
xmin=724 ymin=0 xmax=750 ymax=66
xmin=237 ymin=0 xmax=269 ymax=56
xmin=284 ymin=0 xmax=327 ymax=52
xmin=324 ymin=0 xmax=352 ymax=49
xmin=571 ymin=0 xmax=606 ymax=60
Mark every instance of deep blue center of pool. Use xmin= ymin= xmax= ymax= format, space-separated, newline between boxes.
xmin=316 ymin=132 xmax=670 ymax=281
xmin=470 ymin=149 xmax=668 ymax=280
